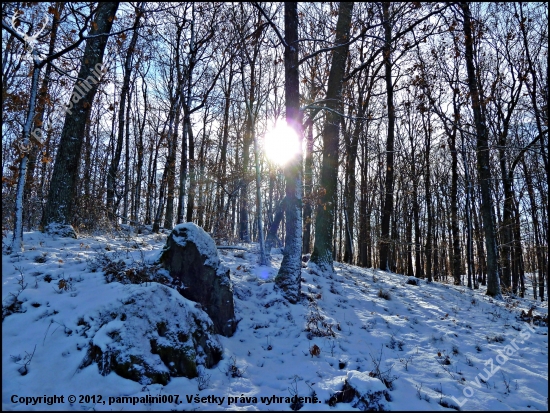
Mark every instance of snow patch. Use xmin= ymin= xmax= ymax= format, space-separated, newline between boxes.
xmin=346 ymin=370 xmax=387 ymax=395
xmin=168 ymin=223 xmax=229 ymax=277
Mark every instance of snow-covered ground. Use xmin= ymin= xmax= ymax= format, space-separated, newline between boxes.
xmin=2 ymin=229 xmax=548 ymax=411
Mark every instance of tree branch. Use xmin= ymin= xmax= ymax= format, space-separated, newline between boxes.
xmin=250 ymin=2 xmax=289 ymax=49
xmin=509 ymin=130 xmax=548 ymax=179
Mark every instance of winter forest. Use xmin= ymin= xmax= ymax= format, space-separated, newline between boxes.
xmin=2 ymin=2 xmax=549 ymax=411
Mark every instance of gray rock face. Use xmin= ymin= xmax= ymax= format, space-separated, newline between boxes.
xmin=78 ymin=283 xmax=223 ymax=385
xmin=159 ymin=223 xmax=237 ymax=337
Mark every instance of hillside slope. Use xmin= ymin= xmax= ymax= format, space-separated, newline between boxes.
xmin=2 ymin=229 xmax=548 ymax=411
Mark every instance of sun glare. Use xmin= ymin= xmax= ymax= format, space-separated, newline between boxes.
xmin=264 ymin=121 xmax=300 ymax=166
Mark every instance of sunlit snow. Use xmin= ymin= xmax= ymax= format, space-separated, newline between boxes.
xmin=2 ymin=229 xmax=548 ymax=411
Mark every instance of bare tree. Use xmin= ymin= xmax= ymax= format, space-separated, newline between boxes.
xmin=106 ymin=6 xmax=142 ymax=222
xmin=274 ymin=2 xmax=302 ymax=302
xmin=310 ymin=2 xmax=355 ymax=273
xmin=460 ymin=2 xmax=501 ymax=298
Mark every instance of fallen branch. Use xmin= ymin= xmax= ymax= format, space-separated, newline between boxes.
xmin=216 ymin=246 xmax=249 ymax=251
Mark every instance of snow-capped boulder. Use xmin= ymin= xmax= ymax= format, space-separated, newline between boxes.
xmin=328 ymin=371 xmax=390 ymax=411
xmin=158 ymin=223 xmax=237 ymax=337
xmin=78 ymin=283 xmax=223 ymax=385
xmin=44 ymin=223 xmax=77 ymax=239
xmin=346 ymin=370 xmax=390 ymax=409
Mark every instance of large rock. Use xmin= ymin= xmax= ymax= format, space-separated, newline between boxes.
xmin=44 ymin=223 xmax=78 ymax=238
xmin=159 ymin=223 xmax=237 ymax=337
xmin=78 ymin=283 xmax=223 ymax=385
xmin=328 ymin=371 xmax=390 ymax=411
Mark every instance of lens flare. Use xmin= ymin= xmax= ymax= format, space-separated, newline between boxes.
xmin=264 ymin=121 xmax=300 ymax=165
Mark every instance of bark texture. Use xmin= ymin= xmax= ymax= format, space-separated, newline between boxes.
xmin=275 ymin=2 xmax=303 ymax=303
xmin=461 ymin=2 xmax=501 ymax=298
xmin=42 ymin=2 xmax=119 ymax=229
xmin=310 ymin=2 xmax=354 ymax=273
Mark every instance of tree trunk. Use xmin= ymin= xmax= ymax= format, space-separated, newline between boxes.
xmin=523 ymin=159 xmax=545 ymax=301
xmin=152 ymin=94 xmax=179 ymax=233
xmin=152 ymin=158 xmax=168 ymax=233
xmin=22 ymin=3 xmax=64 ymax=233
xmin=186 ymin=116 xmax=196 ymax=223
xmin=215 ymin=66 xmax=234 ymax=234
xmin=517 ymin=3 xmax=549 ymax=301
xmin=176 ymin=110 xmax=189 ymax=224
xmin=343 ymin=111 xmax=361 ymax=263
xmin=512 ymin=195 xmax=526 ymax=296
xmin=11 ymin=62 xmax=41 ymax=252
xmin=275 ymin=2 xmax=303 ymax=303
xmin=379 ymin=2 xmax=396 ymax=272
xmin=175 ymin=8 xmax=195 ymax=226
xmin=42 ymin=2 xmax=119 ymax=230
xmin=145 ymin=132 xmax=160 ymax=225
xmin=252 ymin=118 xmax=268 ymax=264
xmin=406 ymin=209 xmax=414 ymax=276
xmin=472 ymin=200 xmax=486 ymax=286
xmin=133 ymin=77 xmax=148 ymax=223
xmin=461 ymin=131 xmax=475 ymax=288
xmin=411 ymin=149 xmax=423 ymax=278
xmin=303 ymin=119 xmax=314 ymax=254
xmin=461 ymin=1 xmax=501 ymax=298
xmin=359 ymin=132 xmax=368 ymax=267
xmin=310 ymin=1 xmax=354 ymax=273
xmin=498 ymin=138 xmax=515 ymax=293
xmin=164 ymin=109 xmax=180 ymax=229
xmin=106 ymin=11 xmax=141 ymax=221
xmin=423 ymin=113 xmax=433 ymax=283
xmin=266 ymin=197 xmax=286 ymax=251
xmin=123 ymin=83 xmax=132 ymax=223
xmin=197 ymin=125 xmax=208 ymax=228
xmin=391 ymin=191 xmax=399 ymax=273
xmin=449 ymin=121 xmax=462 ymax=285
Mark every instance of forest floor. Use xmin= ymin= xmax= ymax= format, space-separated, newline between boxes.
xmin=2 ymin=228 xmax=548 ymax=411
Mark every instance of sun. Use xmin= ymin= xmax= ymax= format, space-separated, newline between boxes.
xmin=263 ymin=121 xmax=300 ymax=166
